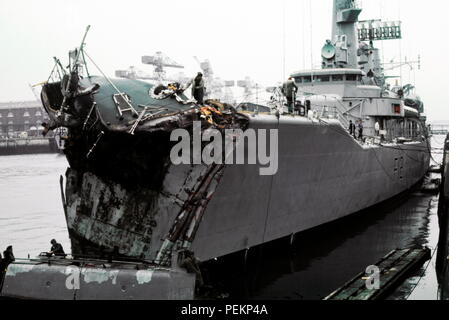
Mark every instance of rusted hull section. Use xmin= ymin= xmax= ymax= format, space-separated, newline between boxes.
xmin=64 ymin=160 xmax=227 ymax=262
xmin=39 ymin=75 xmax=248 ymax=264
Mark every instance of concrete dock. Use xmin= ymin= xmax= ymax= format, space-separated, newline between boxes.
xmin=0 ymin=255 xmax=195 ymax=300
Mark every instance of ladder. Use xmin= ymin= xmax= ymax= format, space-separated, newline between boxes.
xmin=113 ymin=93 xmax=138 ymax=118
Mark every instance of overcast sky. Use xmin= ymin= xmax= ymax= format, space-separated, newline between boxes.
xmin=0 ymin=0 xmax=447 ymax=121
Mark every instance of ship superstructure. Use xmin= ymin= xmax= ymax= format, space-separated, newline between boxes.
xmin=287 ymin=0 xmax=425 ymax=144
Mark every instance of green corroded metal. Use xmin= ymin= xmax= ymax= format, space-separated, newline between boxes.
xmin=324 ymin=247 xmax=431 ymax=300
xmin=79 ymin=76 xmax=193 ymax=128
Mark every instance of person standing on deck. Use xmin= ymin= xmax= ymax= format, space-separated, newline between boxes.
xmin=0 ymin=246 xmax=14 ymax=289
xmin=282 ymin=77 xmax=298 ymax=114
xmin=1 ymin=246 xmax=15 ymax=270
xmin=349 ymin=120 xmax=356 ymax=138
xmin=358 ymin=120 xmax=364 ymax=141
xmin=191 ymin=73 xmax=205 ymax=105
xmin=375 ymin=121 xmax=380 ymax=136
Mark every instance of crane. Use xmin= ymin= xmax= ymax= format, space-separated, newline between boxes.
xmin=115 ymin=51 xmax=184 ymax=84
xmin=193 ymin=56 xmax=235 ymax=103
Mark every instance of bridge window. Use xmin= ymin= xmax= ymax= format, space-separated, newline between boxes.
xmin=302 ymin=76 xmax=312 ymax=83
xmin=316 ymin=75 xmax=330 ymax=82
xmin=332 ymin=75 xmax=344 ymax=81
xmin=35 ymin=111 xmax=42 ymax=117
xmin=7 ymin=112 xmax=14 ymax=118
xmin=345 ymin=74 xmax=359 ymax=81
xmin=24 ymin=111 xmax=30 ymax=117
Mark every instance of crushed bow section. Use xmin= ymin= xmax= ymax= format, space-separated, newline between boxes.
xmin=41 ymin=71 xmax=248 ymax=267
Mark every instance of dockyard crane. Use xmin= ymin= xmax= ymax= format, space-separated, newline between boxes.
xmin=115 ymin=52 xmax=184 ymax=84
xmin=142 ymin=52 xmax=184 ymax=84
xmin=193 ymin=56 xmax=236 ymax=104
xmin=237 ymin=76 xmax=261 ymax=103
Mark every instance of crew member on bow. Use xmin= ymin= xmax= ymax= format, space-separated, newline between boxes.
xmin=191 ymin=72 xmax=205 ymax=105
xmin=282 ymin=77 xmax=298 ymax=114
xmin=49 ymin=239 xmax=66 ymax=257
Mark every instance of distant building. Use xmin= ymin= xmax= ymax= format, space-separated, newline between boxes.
xmin=0 ymin=101 xmax=50 ymax=138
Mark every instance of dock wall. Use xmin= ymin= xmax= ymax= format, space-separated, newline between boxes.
xmin=437 ymin=133 xmax=449 ymax=299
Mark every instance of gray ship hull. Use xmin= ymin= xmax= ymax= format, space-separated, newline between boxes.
xmin=63 ymin=115 xmax=430 ymax=262
xmin=191 ymin=115 xmax=430 ymax=260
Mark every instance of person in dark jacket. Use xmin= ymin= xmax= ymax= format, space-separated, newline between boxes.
xmin=49 ymin=239 xmax=66 ymax=257
xmin=1 ymin=246 xmax=15 ymax=270
xmin=192 ymin=73 xmax=205 ymax=105
xmin=358 ymin=120 xmax=364 ymax=141
xmin=0 ymin=247 xmax=14 ymax=290
xmin=1 ymin=246 xmax=15 ymax=290
xmin=282 ymin=77 xmax=298 ymax=114
xmin=349 ymin=120 xmax=356 ymax=138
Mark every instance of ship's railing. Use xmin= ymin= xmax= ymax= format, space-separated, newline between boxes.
xmin=318 ymin=105 xmax=339 ymax=120
xmin=348 ymin=126 xmax=425 ymax=144
xmin=13 ymin=253 xmax=161 ymax=268
xmin=385 ymin=128 xmax=424 ymax=141
xmin=311 ymin=103 xmax=349 ymax=129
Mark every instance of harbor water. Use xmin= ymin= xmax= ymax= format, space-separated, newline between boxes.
xmin=0 ymin=154 xmax=71 ymax=258
xmin=0 ymin=136 xmax=446 ymax=300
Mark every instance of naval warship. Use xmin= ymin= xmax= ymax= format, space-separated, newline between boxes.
xmin=38 ymin=0 xmax=430 ymax=266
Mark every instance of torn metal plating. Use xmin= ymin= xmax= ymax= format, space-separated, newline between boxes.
xmin=39 ymin=39 xmax=249 ymax=267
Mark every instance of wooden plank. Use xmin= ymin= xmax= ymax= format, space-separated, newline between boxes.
xmin=324 ymin=247 xmax=431 ymax=300
xmin=323 ymin=250 xmax=398 ymax=299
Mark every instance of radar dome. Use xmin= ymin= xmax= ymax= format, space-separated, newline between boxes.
xmin=322 ymin=43 xmax=336 ymax=60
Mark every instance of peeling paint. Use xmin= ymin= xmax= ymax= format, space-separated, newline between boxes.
xmin=1 ymin=261 xmax=195 ymax=300
xmin=136 ymin=270 xmax=154 ymax=284
xmin=82 ymin=268 xmax=120 ymax=285
xmin=63 ymin=266 xmax=79 ymax=276
xmin=5 ymin=264 xmax=33 ymax=277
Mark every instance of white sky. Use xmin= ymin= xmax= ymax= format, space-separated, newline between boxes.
xmin=0 ymin=0 xmax=448 ymax=121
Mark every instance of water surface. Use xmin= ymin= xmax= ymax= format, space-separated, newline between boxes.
xmin=0 ymin=154 xmax=70 ymax=258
